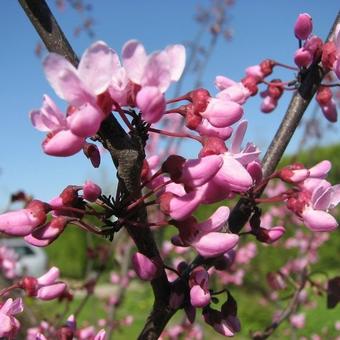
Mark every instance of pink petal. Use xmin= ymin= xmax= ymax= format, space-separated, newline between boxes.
xmin=165 ymin=44 xmax=186 ymax=82
xmin=312 ymin=185 xmax=332 ymax=210
xmin=132 ymin=252 xmax=158 ymax=281
xmin=37 ymin=267 xmax=60 ymax=285
xmin=330 ymin=184 xmax=340 ymax=208
xmin=0 ymin=209 xmax=40 ymax=236
xmin=231 ymin=120 xmax=248 ymax=154
xmin=196 ymin=119 xmax=233 ymax=139
xmin=302 ymin=208 xmax=338 ymax=232
xmin=201 ymin=98 xmax=243 ymax=128
xmin=7 ymin=298 xmax=24 ymax=315
xmin=67 ymin=103 xmax=104 ymax=137
xmin=37 ymin=282 xmax=66 ymax=300
xmin=94 ymin=329 xmax=106 ymax=340
xmin=190 ymin=285 xmax=211 ymax=308
xmin=141 ymin=51 xmax=171 ymax=92
xmin=180 ymin=155 xmax=223 ymax=187
xmin=122 ymin=40 xmax=147 ymax=84
xmin=309 ymin=160 xmax=331 ymax=179
xmin=215 ymin=75 xmax=236 ymax=90
xmin=197 ymin=206 xmax=230 ymax=233
xmin=43 ymin=53 xmax=92 ymax=106
xmin=267 ymin=226 xmax=286 ymax=243
xmin=42 ymin=129 xmax=85 ymax=157
xmin=193 ymin=232 xmax=239 ymax=258
xmin=78 ymin=41 xmax=117 ymax=95
xmin=0 ymin=314 xmax=12 ymax=336
xmin=136 ymin=86 xmax=166 ymax=124
xmin=167 ymin=190 xmax=204 ymax=221
xmin=30 ymin=96 xmax=66 ymax=132
xmin=24 ymin=234 xmax=53 ymax=247
xmin=217 ymin=83 xmax=250 ymax=105
xmin=215 ymin=154 xmax=253 ymax=192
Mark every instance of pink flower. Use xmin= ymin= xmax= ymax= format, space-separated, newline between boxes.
xmin=172 ymin=206 xmax=239 ymax=257
xmin=31 ymin=41 xmax=117 ymax=156
xmin=290 ymin=313 xmax=305 ymax=329
xmin=189 ymin=267 xmax=211 ymax=308
xmin=200 ymin=97 xmax=243 ymax=128
xmin=162 ymin=154 xmax=223 ymax=188
xmin=0 ymin=298 xmax=23 ymax=339
xmin=287 ymin=169 xmax=340 ymax=231
xmin=122 ymin=40 xmax=185 ymax=123
xmin=20 ymin=267 xmax=67 ymax=300
xmin=213 ymin=120 xmax=260 ymax=193
xmin=0 ymin=246 xmax=18 ymax=279
xmin=0 ymin=200 xmax=50 ymax=236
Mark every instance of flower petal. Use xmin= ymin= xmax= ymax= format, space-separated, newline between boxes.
xmin=165 ymin=44 xmax=186 ymax=81
xmin=122 ymin=40 xmax=147 ymax=84
xmin=302 ymin=208 xmax=338 ymax=232
xmin=192 ymin=232 xmax=239 ymax=258
xmin=43 ymin=53 xmax=92 ymax=106
xmin=78 ymin=41 xmax=118 ymax=95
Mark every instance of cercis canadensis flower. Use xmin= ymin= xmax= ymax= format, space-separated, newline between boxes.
xmin=19 ymin=267 xmax=67 ymax=301
xmin=0 ymin=298 xmax=23 ymax=339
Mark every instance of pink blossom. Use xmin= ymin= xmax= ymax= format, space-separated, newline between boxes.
xmin=0 ymin=200 xmax=50 ymax=236
xmin=122 ymin=40 xmax=185 ymax=123
xmin=0 ymin=246 xmax=18 ymax=279
xmin=290 ymin=313 xmax=305 ymax=329
xmin=31 ymin=41 xmax=117 ymax=156
xmin=200 ymin=97 xmax=243 ymax=128
xmin=171 ymin=206 xmax=239 ymax=257
xmin=189 ymin=267 xmax=211 ymax=308
xmin=0 ymin=298 xmax=23 ymax=339
xmin=20 ymin=267 xmax=67 ymax=301
xmin=214 ymin=120 xmax=260 ymax=193
xmin=25 ymin=215 xmax=68 ymax=247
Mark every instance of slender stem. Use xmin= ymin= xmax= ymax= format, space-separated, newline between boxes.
xmin=149 ymin=127 xmax=201 ymax=142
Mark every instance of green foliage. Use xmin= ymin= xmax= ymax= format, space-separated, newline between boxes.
xmin=45 ymin=227 xmax=87 ymax=279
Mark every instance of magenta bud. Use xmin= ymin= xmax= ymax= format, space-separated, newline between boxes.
xmin=294 ymin=13 xmax=313 ymax=40
xmin=294 ymin=48 xmax=313 ymax=68
xmin=132 ymin=252 xmax=158 ymax=281
xmin=83 ymin=180 xmax=102 ymax=202
xmin=83 ymin=143 xmax=101 ymax=168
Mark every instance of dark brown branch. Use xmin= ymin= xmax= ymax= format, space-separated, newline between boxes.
xmin=228 ymin=11 xmax=340 ymax=234
xmin=18 ymin=1 xmax=171 ymax=339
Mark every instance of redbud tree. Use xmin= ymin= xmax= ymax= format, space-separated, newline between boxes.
xmin=0 ymin=1 xmax=339 ymax=339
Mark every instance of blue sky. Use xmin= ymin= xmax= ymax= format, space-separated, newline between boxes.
xmin=0 ymin=1 xmax=339 ymax=208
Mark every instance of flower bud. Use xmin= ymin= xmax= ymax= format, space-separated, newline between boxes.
xmin=132 ymin=252 xmax=158 ymax=281
xmin=294 ymin=13 xmax=313 ymax=40
xmin=83 ymin=180 xmax=102 ymax=202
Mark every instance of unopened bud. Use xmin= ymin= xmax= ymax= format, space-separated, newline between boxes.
xmin=294 ymin=13 xmax=313 ymax=40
